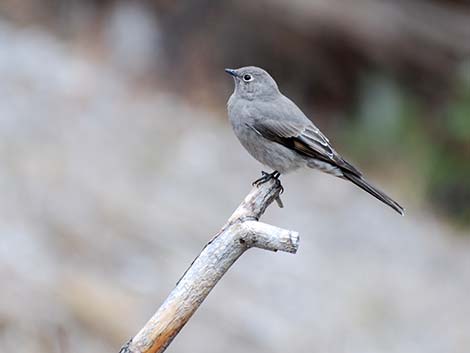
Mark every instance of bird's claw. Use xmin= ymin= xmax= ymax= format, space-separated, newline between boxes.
xmin=252 ymin=171 xmax=284 ymax=207
xmin=252 ymin=171 xmax=269 ymax=186
xmin=252 ymin=170 xmax=281 ymax=186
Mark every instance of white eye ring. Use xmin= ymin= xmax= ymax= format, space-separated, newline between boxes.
xmin=242 ymin=74 xmax=253 ymax=82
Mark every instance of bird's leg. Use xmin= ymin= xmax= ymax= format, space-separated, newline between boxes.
xmin=252 ymin=170 xmax=284 ymax=194
xmin=252 ymin=170 xmax=280 ymax=186
xmin=252 ymin=171 xmax=284 ymax=208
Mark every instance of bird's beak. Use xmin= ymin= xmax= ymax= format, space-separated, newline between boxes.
xmin=224 ymin=68 xmax=238 ymax=77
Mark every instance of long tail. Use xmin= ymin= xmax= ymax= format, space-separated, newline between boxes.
xmin=342 ymin=171 xmax=405 ymax=215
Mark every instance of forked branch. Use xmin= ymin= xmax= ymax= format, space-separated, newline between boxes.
xmin=120 ymin=178 xmax=299 ymax=353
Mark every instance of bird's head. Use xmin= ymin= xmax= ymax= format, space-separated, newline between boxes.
xmin=225 ymin=66 xmax=280 ymax=101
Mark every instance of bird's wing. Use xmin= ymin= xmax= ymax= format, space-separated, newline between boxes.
xmin=251 ymin=118 xmax=362 ymax=177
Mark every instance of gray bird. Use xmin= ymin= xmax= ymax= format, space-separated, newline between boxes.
xmin=225 ymin=66 xmax=404 ymax=215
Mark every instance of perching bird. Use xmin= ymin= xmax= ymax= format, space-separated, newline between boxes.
xmin=225 ymin=66 xmax=404 ymax=215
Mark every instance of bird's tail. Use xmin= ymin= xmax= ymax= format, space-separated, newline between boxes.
xmin=342 ymin=172 xmax=404 ymax=215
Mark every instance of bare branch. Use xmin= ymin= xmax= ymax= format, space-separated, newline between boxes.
xmin=120 ymin=178 xmax=299 ymax=353
xmin=239 ymin=220 xmax=299 ymax=253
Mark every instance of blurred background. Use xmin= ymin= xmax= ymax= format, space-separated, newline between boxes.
xmin=1 ymin=1 xmax=469 ymax=352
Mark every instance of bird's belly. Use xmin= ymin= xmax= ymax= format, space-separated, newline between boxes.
xmin=236 ymin=128 xmax=306 ymax=174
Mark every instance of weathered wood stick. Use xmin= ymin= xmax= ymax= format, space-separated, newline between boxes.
xmin=120 ymin=178 xmax=300 ymax=353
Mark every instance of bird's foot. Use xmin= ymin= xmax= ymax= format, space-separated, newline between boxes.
xmin=252 ymin=170 xmax=284 ymax=197
xmin=252 ymin=170 xmax=281 ymax=186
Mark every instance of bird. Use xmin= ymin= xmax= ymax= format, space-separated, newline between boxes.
xmin=225 ymin=66 xmax=404 ymax=215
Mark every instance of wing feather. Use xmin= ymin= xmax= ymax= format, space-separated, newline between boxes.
xmin=252 ymin=119 xmax=362 ymax=177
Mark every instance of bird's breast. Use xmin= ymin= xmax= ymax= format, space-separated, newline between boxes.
xmin=230 ymin=119 xmax=305 ymax=174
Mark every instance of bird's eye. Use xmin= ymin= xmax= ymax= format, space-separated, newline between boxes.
xmin=243 ymin=74 xmax=253 ymax=82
